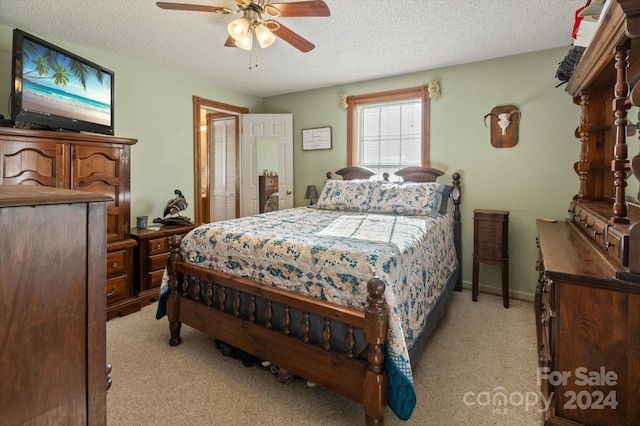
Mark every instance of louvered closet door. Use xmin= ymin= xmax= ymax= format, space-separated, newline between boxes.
xmin=210 ymin=117 xmax=237 ymax=222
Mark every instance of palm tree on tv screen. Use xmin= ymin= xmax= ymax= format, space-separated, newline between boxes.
xmin=21 ymin=39 xmax=109 ymax=91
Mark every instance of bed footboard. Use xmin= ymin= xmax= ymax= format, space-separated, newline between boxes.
xmin=165 ymin=235 xmax=389 ymax=425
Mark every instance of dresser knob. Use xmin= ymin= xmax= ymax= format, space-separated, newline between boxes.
xmin=107 ymin=286 xmax=117 ymax=297
xmin=156 ymin=244 xmax=161 ymax=250
xmin=112 ymin=262 xmax=118 ymax=268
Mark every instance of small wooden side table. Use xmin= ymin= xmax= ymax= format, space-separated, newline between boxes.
xmin=131 ymin=224 xmax=197 ymax=306
xmin=472 ymin=209 xmax=510 ymax=308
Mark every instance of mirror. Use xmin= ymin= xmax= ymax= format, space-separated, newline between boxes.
xmin=257 ymin=138 xmax=279 ymax=176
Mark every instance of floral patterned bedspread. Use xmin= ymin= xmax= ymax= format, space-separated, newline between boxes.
xmin=156 ymin=206 xmax=457 ymax=420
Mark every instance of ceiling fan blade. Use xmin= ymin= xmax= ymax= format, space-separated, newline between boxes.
xmin=224 ymin=35 xmax=237 ymax=48
xmin=266 ymin=21 xmax=315 ymax=52
xmin=266 ymin=1 xmax=330 ymax=17
xmin=156 ymin=2 xmax=233 ymax=14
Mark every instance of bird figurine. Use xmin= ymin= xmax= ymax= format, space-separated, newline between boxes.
xmin=163 ymin=189 xmax=188 ymax=217
xmin=153 ymin=189 xmax=193 ymax=226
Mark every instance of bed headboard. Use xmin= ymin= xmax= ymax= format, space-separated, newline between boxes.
xmin=326 ymin=166 xmax=445 ymax=182
xmin=394 ymin=166 xmax=444 ymax=182
xmin=326 ymin=166 xmax=376 ymax=181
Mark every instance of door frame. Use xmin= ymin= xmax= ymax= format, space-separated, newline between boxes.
xmin=192 ymin=96 xmax=248 ymax=224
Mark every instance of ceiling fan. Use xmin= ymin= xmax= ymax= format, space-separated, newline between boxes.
xmin=156 ymin=0 xmax=330 ymax=53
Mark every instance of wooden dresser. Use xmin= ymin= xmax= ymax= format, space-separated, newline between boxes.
xmin=131 ymin=224 xmax=196 ymax=306
xmin=0 ymin=127 xmax=140 ymax=319
xmin=535 ymin=2 xmax=640 ymax=425
xmin=536 ymin=220 xmax=640 ymax=425
xmin=0 ymin=185 xmax=110 ymax=424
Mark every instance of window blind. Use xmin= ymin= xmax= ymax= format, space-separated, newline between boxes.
xmin=358 ymin=97 xmax=422 ymax=180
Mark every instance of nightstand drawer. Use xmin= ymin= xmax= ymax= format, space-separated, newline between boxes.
xmin=107 ymin=250 xmax=126 ymax=278
xmin=148 ymin=237 xmax=168 ymax=255
xmin=476 ymin=222 xmax=503 ymax=243
xmin=148 ymin=270 xmax=165 ymax=288
xmin=149 ymin=253 xmax=170 ymax=271
xmin=476 ymin=241 xmax=504 ymax=259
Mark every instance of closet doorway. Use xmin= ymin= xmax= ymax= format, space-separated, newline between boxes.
xmin=192 ymin=96 xmax=248 ymax=224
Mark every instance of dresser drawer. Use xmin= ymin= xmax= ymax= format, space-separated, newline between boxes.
xmin=106 ymin=275 xmax=127 ymax=302
xmin=605 ymin=226 xmax=628 ymax=266
xmin=589 ymin=217 xmax=607 ymax=247
xmin=148 ymin=237 xmax=168 ymax=255
xmin=149 ymin=252 xmax=170 ymax=271
xmin=575 ymin=206 xmax=608 ymax=247
xmin=107 ymin=250 xmax=126 ymax=279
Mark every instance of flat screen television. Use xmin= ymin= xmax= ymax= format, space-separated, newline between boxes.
xmin=11 ymin=28 xmax=115 ymax=135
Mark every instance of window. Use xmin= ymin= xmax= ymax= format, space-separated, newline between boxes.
xmin=347 ymin=86 xmax=430 ymax=181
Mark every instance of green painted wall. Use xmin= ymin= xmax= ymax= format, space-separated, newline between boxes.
xmin=263 ymin=47 xmax=582 ymax=301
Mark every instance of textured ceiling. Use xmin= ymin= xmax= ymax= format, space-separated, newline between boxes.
xmin=0 ymin=0 xmax=579 ymax=97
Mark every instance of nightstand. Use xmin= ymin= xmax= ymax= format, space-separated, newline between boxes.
xmin=131 ymin=224 xmax=197 ymax=306
xmin=472 ymin=209 xmax=510 ymax=308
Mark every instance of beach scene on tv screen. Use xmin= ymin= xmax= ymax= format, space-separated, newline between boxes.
xmin=20 ymin=38 xmax=111 ymax=127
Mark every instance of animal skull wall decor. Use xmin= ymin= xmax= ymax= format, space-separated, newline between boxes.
xmin=483 ymin=105 xmax=521 ymax=148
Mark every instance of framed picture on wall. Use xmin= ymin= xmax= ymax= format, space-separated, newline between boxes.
xmin=302 ymin=126 xmax=332 ymax=151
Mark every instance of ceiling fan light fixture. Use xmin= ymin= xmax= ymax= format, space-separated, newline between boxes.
xmin=228 ymin=17 xmax=249 ymax=41
xmin=255 ymin=23 xmax=276 ymax=48
xmin=235 ymin=32 xmax=253 ymax=51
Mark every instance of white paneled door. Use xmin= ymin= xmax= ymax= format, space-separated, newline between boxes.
xmin=240 ymin=114 xmax=293 ymax=217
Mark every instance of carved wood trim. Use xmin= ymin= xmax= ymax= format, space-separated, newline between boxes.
xmin=577 ymin=94 xmax=591 ymax=202
xmin=612 ymin=41 xmax=631 ymax=224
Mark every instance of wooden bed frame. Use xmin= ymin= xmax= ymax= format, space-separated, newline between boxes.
xmin=164 ymin=166 xmax=461 ymax=425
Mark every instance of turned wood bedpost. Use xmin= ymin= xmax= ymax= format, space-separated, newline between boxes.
xmin=167 ymin=234 xmax=183 ymax=346
xmin=451 ymin=172 xmax=462 ymax=291
xmin=363 ymin=277 xmax=387 ymax=425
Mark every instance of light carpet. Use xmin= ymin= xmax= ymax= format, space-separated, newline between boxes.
xmin=106 ymin=290 xmax=543 ymax=425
